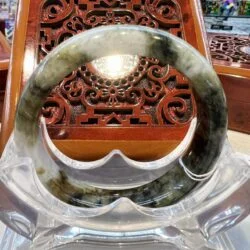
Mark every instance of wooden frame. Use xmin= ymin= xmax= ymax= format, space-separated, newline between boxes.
xmin=0 ymin=31 xmax=10 ymax=70
xmin=0 ymin=0 xmax=209 ymax=159
xmin=208 ymin=32 xmax=250 ymax=133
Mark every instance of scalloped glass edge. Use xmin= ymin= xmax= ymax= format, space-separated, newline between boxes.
xmin=0 ymin=133 xmax=250 ymax=249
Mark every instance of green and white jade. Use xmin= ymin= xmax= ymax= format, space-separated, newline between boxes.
xmin=14 ymin=25 xmax=227 ymax=208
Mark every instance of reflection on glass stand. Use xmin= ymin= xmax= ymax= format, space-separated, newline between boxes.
xmin=0 ymin=0 xmax=17 ymax=43
xmin=202 ymin=1 xmax=250 ymax=33
xmin=202 ymin=1 xmax=250 ymax=133
xmin=203 ymin=0 xmax=250 ymax=17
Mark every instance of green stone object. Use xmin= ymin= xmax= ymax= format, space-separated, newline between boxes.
xmin=14 ymin=25 xmax=227 ymax=208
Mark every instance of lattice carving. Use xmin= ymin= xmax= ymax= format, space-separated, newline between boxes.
xmin=39 ymin=0 xmax=194 ymax=129
xmin=209 ymin=34 xmax=250 ymax=68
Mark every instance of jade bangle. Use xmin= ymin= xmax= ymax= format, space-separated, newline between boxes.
xmin=14 ymin=25 xmax=227 ymax=208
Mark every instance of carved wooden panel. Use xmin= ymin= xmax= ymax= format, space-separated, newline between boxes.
xmin=209 ymin=33 xmax=250 ymax=69
xmin=208 ymin=32 xmax=250 ymax=134
xmin=0 ymin=0 xmax=208 ymax=159
xmin=38 ymin=0 xmax=194 ymax=135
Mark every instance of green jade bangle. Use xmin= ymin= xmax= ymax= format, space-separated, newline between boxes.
xmin=14 ymin=25 xmax=227 ymax=208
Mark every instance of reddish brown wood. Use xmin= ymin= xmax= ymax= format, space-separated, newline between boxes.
xmin=209 ymin=33 xmax=250 ymax=69
xmin=220 ymin=74 xmax=250 ymax=134
xmin=0 ymin=39 xmax=9 ymax=61
xmin=26 ymin=0 xmax=203 ymax=138
xmin=0 ymin=20 xmax=5 ymax=34
xmin=208 ymin=33 xmax=250 ymax=134
xmin=1 ymin=0 xmax=208 ymax=159
xmin=0 ymin=69 xmax=7 ymax=123
xmin=0 ymin=31 xmax=10 ymax=124
xmin=0 ymin=31 xmax=10 ymax=70
xmin=0 ymin=70 xmax=7 ymax=91
xmin=0 ymin=0 xmax=31 ymax=154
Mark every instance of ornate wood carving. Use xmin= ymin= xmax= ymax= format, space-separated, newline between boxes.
xmin=208 ymin=32 xmax=250 ymax=134
xmin=209 ymin=33 xmax=250 ymax=69
xmin=0 ymin=0 xmax=208 ymax=159
xmin=38 ymin=0 xmax=194 ymax=134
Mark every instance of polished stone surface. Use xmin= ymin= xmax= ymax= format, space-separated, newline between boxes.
xmin=14 ymin=25 xmax=227 ymax=207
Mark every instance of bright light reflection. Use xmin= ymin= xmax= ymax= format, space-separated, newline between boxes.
xmin=153 ymin=35 xmax=161 ymax=40
xmin=240 ymin=46 xmax=250 ymax=55
xmin=91 ymin=54 xmax=139 ymax=79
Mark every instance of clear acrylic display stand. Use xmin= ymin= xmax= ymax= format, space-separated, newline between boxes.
xmin=0 ymin=25 xmax=249 ymax=249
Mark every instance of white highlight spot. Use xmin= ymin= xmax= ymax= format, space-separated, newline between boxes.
xmin=91 ymin=54 xmax=139 ymax=79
